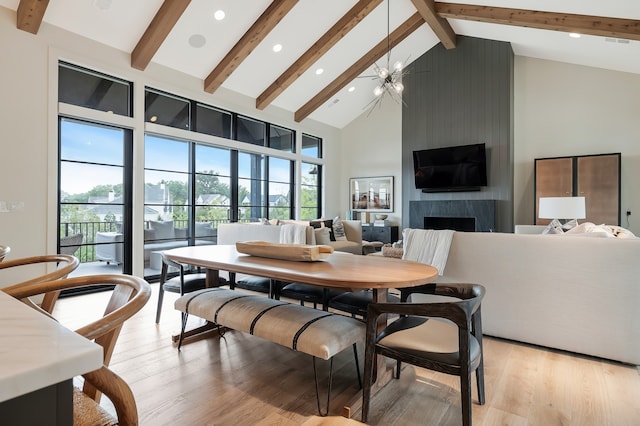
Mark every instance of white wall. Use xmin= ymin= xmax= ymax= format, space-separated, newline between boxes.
xmin=339 ymin=56 xmax=640 ymax=235
xmin=336 ymin=97 xmax=403 ymax=225
xmin=513 ymin=57 xmax=640 ymax=233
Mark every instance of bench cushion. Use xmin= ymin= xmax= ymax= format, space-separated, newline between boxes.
xmin=175 ymin=288 xmax=365 ymax=360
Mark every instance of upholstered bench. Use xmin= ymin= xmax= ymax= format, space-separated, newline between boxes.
xmin=174 ymin=288 xmax=365 ymax=415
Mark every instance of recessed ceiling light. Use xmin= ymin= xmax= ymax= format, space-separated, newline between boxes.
xmin=189 ymin=34 xmax=206 ymax=48
xmin=569 ymin=32 xmax=581 ymax=38
xmin=272 ymin=44 xmax=282 ymax=53
xmin=348 ymin=86 xmax=355 ymax=93
xmin=214 ymin=10 xmax=225 ymax=21
xmin=315 ymin=68 xmax=324 ymax=75
xmin=150 ymin=116 xmax=158 ymax=123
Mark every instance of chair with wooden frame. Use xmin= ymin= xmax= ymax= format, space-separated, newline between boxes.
xmin=0 ymin=254 xmax=79 ymax=313
xmin=3 ymin=274 xmax=151 ymax=426
xmin=361 ymin=283 xmax=486 ymax=426
xmin=0 ymin=244 xmax=10 ymax=261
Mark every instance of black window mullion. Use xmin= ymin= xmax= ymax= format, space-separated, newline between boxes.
xmin=230 ymin=150 xmax=239 ymax=222
xmin=122 ymin=129 xmax=133 ymax=275
xmin=189 ymin=142 xmax=197 ymax=244
xmin=289 ymin=161 xmax=295 ymax=219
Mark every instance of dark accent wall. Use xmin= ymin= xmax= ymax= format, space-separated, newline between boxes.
xmin=402 ymin=36 xmax=514 ymax=232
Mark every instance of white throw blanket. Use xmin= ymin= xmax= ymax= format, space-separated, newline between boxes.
xmin=402 ymin=229 xmax=455 ymax=276
xmin=279 ymin=223 xmax=307 ymax=244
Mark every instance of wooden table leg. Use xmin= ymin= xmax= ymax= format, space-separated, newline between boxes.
xmin=342 ymin=288 xmax=394 ymax=419
xmin=205 ymin=268 xmax=220 ymax=288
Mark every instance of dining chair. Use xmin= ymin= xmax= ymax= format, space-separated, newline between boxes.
xmin=59 ymin=233 xmax=84 ymax=257
xmin=278 ymin=282 xmax=343 ymax=310
xmin=328 ymin=289 xmax=400 ymax=319
xmin=3 ymin=273 xmax=151 ymax=425
xmin=0 ymin=254 xmax=79 ymax=314
xmin=362 ymin=283 xmax=486 ymax=426
xmin=0 ymin=244 xmax=10 ymax=262
xmin=230 ymin=274 xmax=276 ymax=297
xmin=156 ymin=253 xmax=213 ymax=323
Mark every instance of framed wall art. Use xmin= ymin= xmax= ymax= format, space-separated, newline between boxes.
xmin=349 ymin=176 xmax=394 ymax=212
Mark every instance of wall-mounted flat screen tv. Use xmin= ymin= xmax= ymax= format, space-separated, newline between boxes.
xmin=413 ymin=143 xmax=488 ymax=192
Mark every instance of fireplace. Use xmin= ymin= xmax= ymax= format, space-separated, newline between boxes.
xmin=409 ymin=200 xmax=495 ymax=232
xmin=424 ymin=216 xmax=476 ymax=232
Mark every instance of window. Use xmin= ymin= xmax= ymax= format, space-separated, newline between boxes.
xmin=145 ymin=88 xmax=190 ymax=130
xmin=59 ymin=64 xmax=322 ymax=280
xmin=268 ymin=157 xmax=293 ymax=220
xmin=59 ymin=62 xmax=132 ymax=116
xmin=144 ymin=134 xmax=190 ymax=238
xmin=236 ymin=115 xmax=266 ymax=146
xmin=300 ymin=162 xmax=321 ymax=220
xmin=195 ymin=103 xmax=232 ymax=139
xmin=269 ymin=125 xmax=294 ymax=152
xmin=59 ymin=117 xmax=132 ymax=273
xmin=302 ymin=134 xmax=322 ymax=158
xmin=238 ymin=152 xmax=266 ymax=221
xmin=195 ymin=144 xmax=232 ymax=232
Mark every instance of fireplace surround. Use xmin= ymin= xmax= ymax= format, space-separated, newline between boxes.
xmin=409 ymin=200 xmax=495 ymax=232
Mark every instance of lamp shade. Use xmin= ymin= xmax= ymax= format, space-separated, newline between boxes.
xmin=538 ymin=196 xmax=586 ymax=220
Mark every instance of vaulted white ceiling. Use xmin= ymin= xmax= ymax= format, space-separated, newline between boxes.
xmin=2 ymin=0 xmax=639 ymax=128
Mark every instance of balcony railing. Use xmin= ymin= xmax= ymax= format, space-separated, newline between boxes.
xmin=60 ymin=219 xmax=234 ymax=263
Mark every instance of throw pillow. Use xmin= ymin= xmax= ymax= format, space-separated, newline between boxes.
xmin=149 ymin=220 xmax=174 ymax=240
xmin=332 ymin=216 xmax=347 ymax=241
xmin=310 ymin=219 xmax=335 ymax=241
xmin=314 ymin=227 xmax=332 ymax=245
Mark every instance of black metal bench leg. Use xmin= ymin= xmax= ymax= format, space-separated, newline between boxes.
xmin=313 ymin=357 xmax=334 ymax=416
xmin=353 ymin=343 xmax=362 ymax=389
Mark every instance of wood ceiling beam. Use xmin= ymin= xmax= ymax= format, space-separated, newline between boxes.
xmin=131 ymin=0 xmax=191 ymax=71
xmin=435 ymin=2 xmax=640 ymax=41
xmin=295 ymin=12 xmax=424 ymax=123
xmin=256 ymin=0 xmax=383 ymax=110
xmin=410 ymin=0 xmax=456 ymax=49
xmin=205 ymin=0 xmax=299 ymax=94
xmin=16 ymin=0 xmax=49 ymax=34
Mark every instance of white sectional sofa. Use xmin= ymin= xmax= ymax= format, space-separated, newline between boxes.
xmin=435 ymin=231 xmax=640 ymax=365
xmin=217 ymin=220 xmax=363 ymax=255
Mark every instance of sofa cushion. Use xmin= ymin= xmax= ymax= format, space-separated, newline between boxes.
xmin=149 ymin=220 xmax=174 ymax=240
xmin=310 ymin=219 xmax=335 ymax=241
xmin=175 ymin=227 xmax=187 ymax=238
xmin=330 ymin=240 xmax=361 ymax=255
xmin=314 ymin=227 xmax=332 ymax=245
xmin=195 ymin=221 xmax=214 ymax=238
xmin=143 ymin=228 xmax=154 ymax=241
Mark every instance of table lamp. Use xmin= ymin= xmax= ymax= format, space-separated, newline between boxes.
xmin=538 ymin=196 xmax=586 ymax=227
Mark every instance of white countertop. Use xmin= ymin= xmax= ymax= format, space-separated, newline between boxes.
xmin=0 ymin=291 xmax=103 ymax=403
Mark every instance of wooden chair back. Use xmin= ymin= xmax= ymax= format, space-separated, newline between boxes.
xmin=0 ymin=254 xmax=79 ymax=313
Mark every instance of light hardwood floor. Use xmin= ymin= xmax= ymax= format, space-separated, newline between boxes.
xmin=54 ymin=284 xmax=640 ymax=426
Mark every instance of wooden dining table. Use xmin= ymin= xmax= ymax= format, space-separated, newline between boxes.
xmin=164 ymin=244 xmax=438 ymax=418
